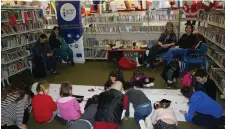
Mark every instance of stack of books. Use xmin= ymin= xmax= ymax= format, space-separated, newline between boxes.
xmin=6 ymin=60 xmax=30 ymax=76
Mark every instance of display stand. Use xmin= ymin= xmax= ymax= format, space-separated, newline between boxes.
xmin=1 ymin=5 xmax=44 ymax=87
xmin=198 ymin=9 xmax=225 ymax=98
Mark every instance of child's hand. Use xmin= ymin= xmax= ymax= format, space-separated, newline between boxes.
xmin=19 ymin=124 xmax=27 ymax=129
xmin=179 ymin=110 xmax=187 ymax=115
xmin=123 ymin=116 xmax=128 ymax=120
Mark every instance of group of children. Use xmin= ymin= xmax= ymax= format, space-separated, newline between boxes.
xmin=1 ymin=68 xmax=225 ymax=129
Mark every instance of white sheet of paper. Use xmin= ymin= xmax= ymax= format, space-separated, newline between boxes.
xmin=31 ymin=84 xmax=188 ymax=121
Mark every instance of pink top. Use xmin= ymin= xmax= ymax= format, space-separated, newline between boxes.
xmin=57 ymin=96 xmax=81 ymax=120
xmin=151 ymin=108 xmax=178 ymax=125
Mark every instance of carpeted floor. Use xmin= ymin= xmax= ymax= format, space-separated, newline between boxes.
xmin=28 ymin=61 xmax=225 ymax=129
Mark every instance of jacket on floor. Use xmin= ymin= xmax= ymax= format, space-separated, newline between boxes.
xmin=57 ymin=96 xmax=81 ymax=120
xmin=94 ymin=89 xmax=128 ymax=125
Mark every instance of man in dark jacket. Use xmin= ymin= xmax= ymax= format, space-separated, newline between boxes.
xmin=32 ymin=33 xmax=57 ymax=74
xmin=94 ymin=81 xmax=128 ymax=129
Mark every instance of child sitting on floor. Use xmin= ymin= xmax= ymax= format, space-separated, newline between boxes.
xmin=69 ymin=95 xmax=99 ymax=129
xmin=151 ymin=99 xmax=177 ymax=129
xmin=161 ymin=60 xmax=180 ymax=88
xmin=104 ymin=70 xmax=123 ymax=90
xmin=124 ymin=82 xmax=152 ymax=129
xmin=57 ymin=83 xmax=81 ymax=122
xmin=32 ymin=81 xmax=57 ymax=123
xmin=130 ymin=69 xmax=154 ymax=88
xmin=193 ymin=69 xmax=217 ymax=100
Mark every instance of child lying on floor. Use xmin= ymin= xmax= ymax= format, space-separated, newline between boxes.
xmin=69 ymin=95 xmax=99 ymax=129
xmin=57 ymin=83 xmax=81 ymax=123
xmin=130 ymin=69 xmax=155 ymax=88
xmin=151 ymin=99 xmax=177 ymax=129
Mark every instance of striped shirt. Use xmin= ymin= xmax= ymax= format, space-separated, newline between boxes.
xmin=1 ymin=92 xmax=31 ymax=126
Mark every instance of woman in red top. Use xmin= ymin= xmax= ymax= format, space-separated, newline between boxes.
xmin=32 ymin=81 xmax=57 ymax=123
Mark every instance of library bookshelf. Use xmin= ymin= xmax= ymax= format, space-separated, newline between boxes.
xmin=1 ymin=5 xmax=44 ymax=87
xmin=198 ymin=9 xmax=225 ymax=98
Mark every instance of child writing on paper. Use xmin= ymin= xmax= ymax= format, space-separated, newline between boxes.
xmin=69 ymin=95 xmax=99 ymax=129
xmin=57 ymin=83 xmax=81 ymax=122
xmin=130 ymin=69 xmax=155 ymax=88
xmin=123 ymin=82 xmax=152 ymax=128
xmin=151 ymin=99 xmax=177 ymax=129
xmin=32 ymin=81 xmax=57 ymax=123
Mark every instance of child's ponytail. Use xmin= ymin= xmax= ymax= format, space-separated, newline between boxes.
xmin=36 ymin=80 xmax=49 ymax=94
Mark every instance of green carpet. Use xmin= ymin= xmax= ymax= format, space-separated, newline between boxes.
xmin=29 ymin=61 xmax=225 ymax=129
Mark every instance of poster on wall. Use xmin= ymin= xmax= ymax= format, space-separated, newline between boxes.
xmin=56 ymin=1 xmax=85 ymax=63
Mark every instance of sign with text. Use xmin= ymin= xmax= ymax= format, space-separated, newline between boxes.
xmin=56 ymin=1 xmax=85 ymax=63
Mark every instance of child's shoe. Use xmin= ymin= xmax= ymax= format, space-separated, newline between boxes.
xmin=144 ymin=83 xmax=154 ymax=87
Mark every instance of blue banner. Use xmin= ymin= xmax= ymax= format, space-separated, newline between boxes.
xmin=56 ymin=1 xmax=82 ymax=44
xmin=56 ymin=1 xmax=85 ymax=63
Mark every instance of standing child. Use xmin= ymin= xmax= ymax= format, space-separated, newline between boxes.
xmin=69 ymin=95 xmax=99 ymax=129
xmin=161 ymin=60 xmax=180 ymax=88
xmin=130 ymin=69 xmax=155 ymax=88
xmin=124 ymin=82 xmax=152 ymax=128
xmin=193 ymin=69 xmax=217 ymax=100
xmin=151 ymin=99 xmax=177 ymax=129
xmin=32 ymin=81 xmax=57 ymax=123
xmin=57 ymin=83 xmax=81 ymax=121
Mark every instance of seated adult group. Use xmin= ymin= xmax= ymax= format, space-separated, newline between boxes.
xmin=148 ymin=22 xmax=204 ymax=70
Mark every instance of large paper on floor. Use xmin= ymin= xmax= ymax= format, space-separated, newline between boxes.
xmin=31 ymin=83 xmax=188 ymax=122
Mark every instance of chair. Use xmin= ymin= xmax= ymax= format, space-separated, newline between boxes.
xmin=181 ymin=43 xmax=208 ymax=73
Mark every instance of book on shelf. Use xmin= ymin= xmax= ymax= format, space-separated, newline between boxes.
xmin=84 ymin=48 xmax=107 ymax=58
xmin=6 ymin=60 xmax=30 ymax=76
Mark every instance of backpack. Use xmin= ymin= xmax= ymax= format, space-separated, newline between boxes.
xmin=182 ymin=72 xmax=192 ymax=86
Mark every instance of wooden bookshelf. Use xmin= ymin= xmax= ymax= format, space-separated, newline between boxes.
xmin=1 ymin=5 xmax=44 ymax=86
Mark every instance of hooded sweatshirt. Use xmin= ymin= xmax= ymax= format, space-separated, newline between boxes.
xmin=57 ymin=96 xmax=81 ymax=120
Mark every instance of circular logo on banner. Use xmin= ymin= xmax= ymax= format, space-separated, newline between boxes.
xmin=74 ymin=44 xmax=78 ymax=48
xmin=60 ymin=3 xmax=76 ymax=21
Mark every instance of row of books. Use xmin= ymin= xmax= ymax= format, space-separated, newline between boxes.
xmin=84 ymin=10 xmax=179 ymax=23
xmin=204 ymin=30 xmax=225 ymax=47
xmin=207 ymin=64 xmax=225 ymax=92
xmin=84 ymin=26 xmax=165 ymax=33
xmin=199 ymin=12 xmax=225 ymax=27
xmin=1 ymin=22 xmax=44 ymax=35
xmin=83 ymin=38 xmax=157 ymax=48
xmin=2 ymin=11 xmax=22 ymax=21
xmin=84 ymin=49 xmax=107 ymax=59
xmin=207 ymin=44 xmax=225 ymax=68
xmin=5 ymin=60 xmax=30 ymax=77
xmin=2 ymin=50 xmax=30 ymax=64
xmin=1 ymin=33 xmax=39 ymax=50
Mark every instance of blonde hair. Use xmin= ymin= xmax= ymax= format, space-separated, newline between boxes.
xmin=36 ymin=80 xmax=49 ymax=93
xmin=165 ymin=21 xmax=174 ymax=34
xmin=60 ymin=83 xmax=72 ymax=97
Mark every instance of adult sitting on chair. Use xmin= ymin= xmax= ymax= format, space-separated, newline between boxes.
xmin=160 ymin=32 xmax=205 ymax=66
xmin=159 ymin=24 xmax=197 ymax=65
xmin=32 ymin=33 xmax=58 ymax=74
xmin=147 ymin=22 xmax=177 ymax=71
xmin=49 ymin=26 xmax=74 ymax=66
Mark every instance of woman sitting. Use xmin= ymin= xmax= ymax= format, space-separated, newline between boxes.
xmin=159 ymin=24 xmax=196 ymax=64
xmin=49 ymin=26 xmax=74 ymax=66
xmin=148 ymin=22 xmax=177 ymax=71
